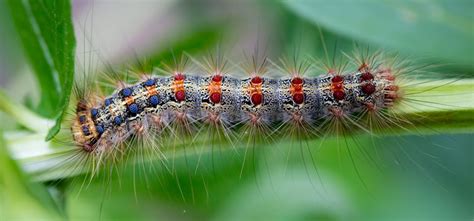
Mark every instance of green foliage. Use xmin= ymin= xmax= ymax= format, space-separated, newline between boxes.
xmin=6 ymin=0 xmax=75 ymax=140
xmin=0 ymin=131 xmax=63 ymax=220
xmin=284 ymin=0 xmax=474 ymax=69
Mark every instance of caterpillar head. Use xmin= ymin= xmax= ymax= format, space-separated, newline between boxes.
xmin=71 ymin=100 xmax=99 ymax=152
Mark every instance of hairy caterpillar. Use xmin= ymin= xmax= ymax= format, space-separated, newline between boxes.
xmin=65 ymin=51 xmax=406 ymax=175
xmin=2 ymin=1 xmax=473 ymax=220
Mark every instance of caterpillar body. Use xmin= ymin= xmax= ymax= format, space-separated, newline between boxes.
xmin=71 ymin=58 xmax=398 ymax=157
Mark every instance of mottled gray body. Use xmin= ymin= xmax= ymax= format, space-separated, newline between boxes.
xmin=74 ymin=71 xmax=393 ymax=149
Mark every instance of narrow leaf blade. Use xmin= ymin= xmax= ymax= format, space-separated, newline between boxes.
xmin=7 ymin=0 xmax=76 ymax=140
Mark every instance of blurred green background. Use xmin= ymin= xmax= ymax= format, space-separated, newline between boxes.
xmin=0 ymin=0 xmax=473 ymax=220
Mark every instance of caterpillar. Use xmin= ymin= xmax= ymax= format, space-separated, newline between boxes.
xmin=67 ymin=51 xmax=403 ymax=175
xmin=2 ymin=1 xmax=473 ymax=220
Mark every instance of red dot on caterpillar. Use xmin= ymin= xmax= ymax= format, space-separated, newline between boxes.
xmin=174 ymin=72 xmax=185 ymax=81
xmin=251 ymin=76 xmax=263 ymax=84
xmin=175 ymin=90 xmax=186 ymax=102
xmin=291 ymin=77 xmax=303 ymax=85
xmin=362 ymin=83 xmax=376 ymax=95
xmin=210 ymin=92 xmax=221 ymax=103
xmin=331 ymin=75 xmax=344 ymax=83
xmin=360 ymin=72 xmax=374 ymax=81
xmin=212 ymin=74 xmax=222 ymax=82
xmin=291 ymin=78 xmax=303 ymax=91
xmin=292 ymin=93 xmax=304 ymax=104
xmin=251 ymin=93 xmax=263 ymax=105
xmin=333 ymin=90 xmax=345 ymax=101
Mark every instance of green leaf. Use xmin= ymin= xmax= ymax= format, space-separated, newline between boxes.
xmin=7 ymin=0 xmax=75 ymax=140
xmin=44 ymin=118 xmax=62 ymax=141
xmin=212 ymin=167 xmax=352 ymax=221
xmin=283 ymin=0 xmax=474 ymax=68
xmin=0 ymin=90 xmax=52 ymax=133
xmin=0 ymin=130 xmax=64 ymax=220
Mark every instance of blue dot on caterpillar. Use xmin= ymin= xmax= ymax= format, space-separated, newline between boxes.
xmin=114 ymin=116 xmax=123 ymax=125
xmin=105 ymin=98 xmax=113 ymax=106
xmin=128 ymin=103 xmax=139 ymax=115
xmin=143 ymin=78 xmax=155 ymax=87
xmin=96 ymin=125 xmax=104 ymax=134
xmin=148 ymin=95 xmax=160 ymax=106
xmin=90 ymin=108 xmax=98 ymax=118
xmin=121 ymin=87 xmax=133 ymax=97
